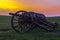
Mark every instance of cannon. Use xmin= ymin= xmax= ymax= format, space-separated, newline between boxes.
xmin=9 ymin=10 xmax=57 ymax=33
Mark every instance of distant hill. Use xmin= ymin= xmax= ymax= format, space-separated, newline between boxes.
xmin=0 ymin=15 xmax=11 ymax=17
xmin=0 ymin=15 xmax=11 ymax=19
xmin=49 ymin=16 xmax=60 ymax=18
xmin=0 ymin=15 xmax=60 ymax=18
xmin=53 ymin=16 xmax=60 ymax=18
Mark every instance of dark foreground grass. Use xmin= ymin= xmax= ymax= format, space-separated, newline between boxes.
xmin=0 ymin=16 xmax=60 ymax=40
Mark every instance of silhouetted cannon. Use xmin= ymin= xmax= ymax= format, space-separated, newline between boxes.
xmin=9 ymin=10 xmax=57 ymax=33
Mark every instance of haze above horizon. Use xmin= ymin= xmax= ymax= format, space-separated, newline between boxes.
xmin=0 ymin=0 xmax=60 ymax=17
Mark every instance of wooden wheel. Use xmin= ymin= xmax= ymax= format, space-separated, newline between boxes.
xmin=11 ymin=14 xmax=20 ymax=32
xmin=11 ymin=11 xmax=33 ymax=33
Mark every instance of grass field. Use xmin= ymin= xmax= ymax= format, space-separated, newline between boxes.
xmin=0 ymin=16 xmax=60 ymax=40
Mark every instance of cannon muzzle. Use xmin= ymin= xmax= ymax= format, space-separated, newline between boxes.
xmin=9 ymin=13 xmax=15 ymax=15
xmin=9 ymin=13 xmax=20 ymax=16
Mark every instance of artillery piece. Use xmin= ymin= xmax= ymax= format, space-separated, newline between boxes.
xmin=9 ymin=10 xmax=57 ymax=33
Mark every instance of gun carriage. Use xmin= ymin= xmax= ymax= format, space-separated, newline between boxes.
xmin=9 ymin=10 xmax=57 ymax=33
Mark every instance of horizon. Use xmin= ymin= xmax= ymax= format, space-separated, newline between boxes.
xmin=0 ymin=13 xmax=60 ymax=17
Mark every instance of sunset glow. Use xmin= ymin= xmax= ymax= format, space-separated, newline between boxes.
xmin=0 ymin=0 xmax=27 ymax=11
xmin=0 ymin=0 xmax=60 ymax=17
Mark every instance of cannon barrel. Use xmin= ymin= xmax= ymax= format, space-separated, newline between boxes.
xmin=9 ymin=13 xmax=20 ymax=16
xmin=9 ymin=13 xmax=15 ymax=15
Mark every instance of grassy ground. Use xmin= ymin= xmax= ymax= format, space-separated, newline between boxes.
xmin=0 ymin=16 xmax=60 ymax=40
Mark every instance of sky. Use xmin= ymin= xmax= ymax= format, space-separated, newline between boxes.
xmin=0 ymin=0 xmax=60 ymax=17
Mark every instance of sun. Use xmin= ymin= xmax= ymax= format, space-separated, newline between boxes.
xmin=0 ymin=0 xmax=26 ymax=11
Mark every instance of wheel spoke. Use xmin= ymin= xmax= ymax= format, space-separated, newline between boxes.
xmin=14 ymin=25 xmax=18 ymax=28
xmin=11 ymin=11 xmax=28 ymax=33
xmin=13 ymin=21 xmax=17 ymax=22
xmin=14 ymin=19 xmax=18 ymax=21
xmin=15 ymin=24 xmax=23 ymax=32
